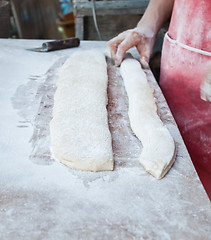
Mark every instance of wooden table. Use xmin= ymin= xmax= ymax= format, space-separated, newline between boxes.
xmin=0 ymin=39 xmax=210 ymax=240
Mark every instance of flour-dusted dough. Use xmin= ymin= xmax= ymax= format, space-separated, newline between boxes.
xmin=50 ymin=50 xmax=113 ymax=171
xmin=120 ymin=56 xmax=176 ymax=179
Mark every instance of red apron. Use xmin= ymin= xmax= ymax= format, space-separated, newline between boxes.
xmin=160 ymin=0 xmax=211 ymax=199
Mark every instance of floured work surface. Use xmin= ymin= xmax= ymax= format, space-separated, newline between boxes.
xmin=0 ymin=40 xmax=210 ymax=240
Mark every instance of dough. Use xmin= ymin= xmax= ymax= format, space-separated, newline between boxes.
xmin=50 ymin=50 xmax=113 ymax=171
xmin=120 ymin=56 xmax=176 ymax=179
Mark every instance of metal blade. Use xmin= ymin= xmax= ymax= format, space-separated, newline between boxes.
xmin=26 ymin=47 xmax=48 ymax=52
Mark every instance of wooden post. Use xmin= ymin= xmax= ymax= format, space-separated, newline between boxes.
xmin=75 ymin=17 xmax=84 ymax=40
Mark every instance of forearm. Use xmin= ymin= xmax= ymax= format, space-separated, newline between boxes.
xmin=137 ymin=0 xmax=174 ymax=35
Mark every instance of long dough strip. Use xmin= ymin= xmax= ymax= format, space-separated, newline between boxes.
xmin=50 ymin=50 xmax=113 ymax=171
xmin=120 ymin=56 xmax=176 ymax=179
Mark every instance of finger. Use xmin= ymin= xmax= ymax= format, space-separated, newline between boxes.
xmin=140 ymin=45 xmax=151 ymax=69
xmin=107 ymin=39 xmax=119 ymax=60
xmin=107 ymin=32 xmax=127 ymax=60
xmin=200 ymin=88 xmax=207 ymax=101
xmin=207 ymin=94 xmax=211 ymax=101
xmin=200 ymin=81 xmax=211 ymax=102
xmin=206 ymin=72 xmax=211 ymax=84
xmin=201 ymin=91 xmax=211 ymax=101
xmin=201 ymin=68 xmax=211 ymax=101
xmin=200 ymin=80 xmax=207 ymax=101
xmin=140 ymin=56 xmax=149 ymax=69
xmin=115 ymin=37 xmax=136 ymax=66
xmin=205 ymin=85 xmax=211 ymax=101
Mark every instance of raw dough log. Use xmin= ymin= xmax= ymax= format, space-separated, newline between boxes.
xmin=50 ymin=50 xmax=113 ymax=171
xmin=120 ymin=56 xmax=176 ymax=179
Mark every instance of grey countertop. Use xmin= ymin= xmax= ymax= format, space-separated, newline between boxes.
xmin=0 ymin=39 xmax=210 ymax=240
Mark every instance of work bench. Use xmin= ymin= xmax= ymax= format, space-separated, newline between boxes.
xmin=0 ymin=39 xmax=210 ymax=239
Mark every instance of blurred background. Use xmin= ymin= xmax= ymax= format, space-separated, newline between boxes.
xmin=1 ymin=0 xmax=168 ymax=79
xmin=1 ymin=0 xmax=73 ymax=39
xmin=1 ymin=0 xmax=166 ymax=41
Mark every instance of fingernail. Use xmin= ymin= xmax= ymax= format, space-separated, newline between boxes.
xmin=115 ymin=58 xmax=121 ymax=66
xmin=142 ymin=56 xmax=147 ymax=61
xmin=115 ymin=61 xmax=120 ymax=66
xmin=141 ymin=60 xmax=149 ymax=69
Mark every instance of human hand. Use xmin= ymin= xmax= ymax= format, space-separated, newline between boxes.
xmin=200 ymin=67 xmax=211 ymax=102
xmin=107 ymin=27 xmax=156 ymax=68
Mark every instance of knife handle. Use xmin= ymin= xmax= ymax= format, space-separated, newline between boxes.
xmin=42 ymin=38 xmax=80 ymax=51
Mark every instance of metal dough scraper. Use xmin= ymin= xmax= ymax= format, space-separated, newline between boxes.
xmin=26 ymin=38 xmax=80 ymax=52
